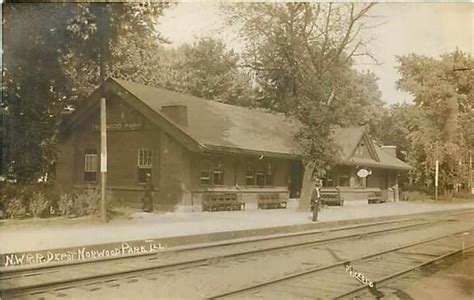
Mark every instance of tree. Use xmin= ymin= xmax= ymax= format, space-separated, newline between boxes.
xmin=61 ymin=2 xmax=171 ymax=98
xmin=221 ymin=3 xmax=381 ymax=208
xmin=2 ymin=3 xmax=170 ymax=183
xmin=3 ymin=4 xmax=76 ymax=182
xmin=144 ymin=38 xmax=255 ymax=107
xmin=395 ymin=50 xmax=473 ymax=194
xmin=371 ymin=103 xmax=426 ymax=191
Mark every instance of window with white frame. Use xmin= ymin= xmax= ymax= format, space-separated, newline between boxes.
xmin=200 ymin=157 xmax=224 ymax=186
xmin=212 ymin=159 xmax=224 ymax=185
xmin=245 ymin=163 xmax=255 ymax=185
xmin=84 ymin=149 xmax=98 ymax=183
xmin=200 ymin=160 xmax=212 ymax=185
xmin=246 ymin=161 xmax=274 ymax=186
xmin=137 ymin=148 xmax=152 ymax=183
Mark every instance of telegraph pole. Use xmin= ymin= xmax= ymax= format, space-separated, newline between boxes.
xmin=98 ymin=4 xmax=108 ymax=223
xmin=100 ymin=97 xmax=107 ymax=222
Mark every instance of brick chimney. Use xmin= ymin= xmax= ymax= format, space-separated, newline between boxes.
xmin=161 ymin=105 xmax=188 ymax=127
xmin=381 ymin=145 xmax=397 ymax=157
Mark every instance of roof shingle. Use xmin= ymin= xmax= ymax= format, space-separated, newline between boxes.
xmin=112 ymin=78 xmax=302 ymax=157
xmin=100 ymin=78 xmax=411 ymax=170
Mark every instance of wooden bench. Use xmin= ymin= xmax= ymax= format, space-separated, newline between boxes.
xmin=368 ymin=191 xmax=384 ymax=204
xmin=318 ymin=190 xmax=344 ymax=206
xmin=257 ymin=193 xmax=287 ymax=209
xmin=202 ymin=193 xmax=245 ymax=212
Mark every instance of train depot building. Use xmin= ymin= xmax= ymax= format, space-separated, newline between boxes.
xmin=56 ymin=78 xmax=411 ymax=211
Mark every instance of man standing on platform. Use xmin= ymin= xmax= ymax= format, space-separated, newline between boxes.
xmin=142 ymin=173 xmax=155 ymax=212
xmin=311 ymin=179 xmax=322 ymax=222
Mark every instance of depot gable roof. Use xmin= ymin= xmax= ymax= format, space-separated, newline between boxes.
xmin=64 ymin=78 xmax=410 ymax=170
xmin=65 ymin=78 xmax=302 ymax=158
xmin=332 ymin=127 xmax=412 ymax=171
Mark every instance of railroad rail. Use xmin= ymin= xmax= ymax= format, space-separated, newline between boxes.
xmin=1 ymin=210 xmax=473 ymax=299
xmin=208 ymin=230 xmax=474 ymax=299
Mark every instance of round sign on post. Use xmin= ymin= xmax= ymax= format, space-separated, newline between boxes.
xmin=357 ymin=169 xmax=369 ymax=178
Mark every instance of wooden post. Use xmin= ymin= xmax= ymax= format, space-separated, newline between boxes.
xmin=100 ymin=97 xmax=108 ymax=223
xmin=435 ymin=160 xmax=439 ymax=201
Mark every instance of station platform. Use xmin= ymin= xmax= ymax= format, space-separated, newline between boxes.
xmin=1 ymin=200 xmax=473 ymax=268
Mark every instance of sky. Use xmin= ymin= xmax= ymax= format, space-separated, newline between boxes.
xmin=156 ymin=2 xmax=473 ymax=105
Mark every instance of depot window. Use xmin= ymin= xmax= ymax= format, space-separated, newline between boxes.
xmin=200 ymin=157 xmax=224 ymax=186
xmin=137 ymin=148 xmax=152 ymax=183
xmin=245 ymin=164 xmax=255 ymax=186
xmin=213 ymin=160 xmax=224 ymax=185
xmin=246 ymin=161 xmax=274 ymax=187
xmin=84 ymin=149 xmax=98 ymax=183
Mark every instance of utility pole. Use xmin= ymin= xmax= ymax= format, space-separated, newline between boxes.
xmin=100 ymin=97 xmax=107 ymax=222
xmin=98 ymin=4 xmax=109 ymax=223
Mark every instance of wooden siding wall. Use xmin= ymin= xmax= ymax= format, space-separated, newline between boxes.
xmin=189 ymin=153 xmax=292 ymax=210
xmin=55 ymin=93 xmax=293 ymax=211
xmin=159 ymin=132 xmax=192 ymax=210
xmin=189 ymin=153 xmax=291 ymax=190
xmin=56 ymin=94 xmax=164 ymax=208
xmin=324 ymin=166 xmax=399 ymax=203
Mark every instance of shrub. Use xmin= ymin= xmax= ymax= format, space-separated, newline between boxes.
xmin=1 ymin=183 xmax=29 ymax=219
xmin=32 ymin=189 xmax=114 ymax=217
xmin=403 ymin=191 xmax=432 ymax=201
xmin=69 ymin=189 xmax=115 ymax=218
xmin=58 ymin=193 xmax=72 ymax=216
xmin=85 ymin=189 xmax=102 ymax=215
xmin=6 ymin=197 xmax=27 ymax=219
xmin=452 ymin=192 xmax=474 ymax=200
xmin=0 ymin=182 xmax=75 ymax=219
xmin=29 ymin=192 xmax=50 ymax=218
xmin=72 ymin=192 xmax=89 ymax=217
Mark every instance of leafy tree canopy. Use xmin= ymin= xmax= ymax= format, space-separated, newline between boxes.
xmin=374 ymin=50 xmax=473 ymax=193
xmin=149 ymin=38 xmax=256 ymax=107
xmin=2 ymin=3 xmax=170 ymax=183
xmin=221 ymin=2 xmax=383 ymax=166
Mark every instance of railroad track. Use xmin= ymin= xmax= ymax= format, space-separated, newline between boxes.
xmin=1 ymin=210 xmax=473 ymax=299
xmin=208 ymin=230 xmax=474 ymax=299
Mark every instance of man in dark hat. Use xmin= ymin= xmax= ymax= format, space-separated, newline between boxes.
xmin=142 ymin=173 xmax=155 ymax=212
xmin=311 ymin=179 xmax=322 ymax=222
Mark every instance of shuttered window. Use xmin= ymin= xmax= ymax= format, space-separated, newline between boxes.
xmin=84 ymin=149 xmax=98 ymax=183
